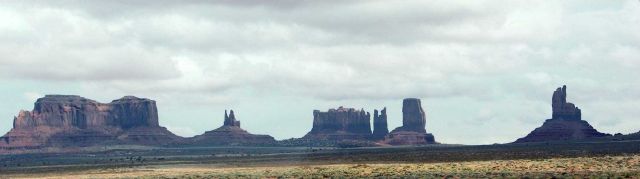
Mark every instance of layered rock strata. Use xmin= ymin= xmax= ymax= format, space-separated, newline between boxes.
xmin=0 ymin=95 xmax=180 ymax=151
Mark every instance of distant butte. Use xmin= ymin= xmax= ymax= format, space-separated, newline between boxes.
xmin=302 ymin=106 xmax=373 ymax=141
xmin=8 ymin=86 xmax=617 ymax=153
xmin=514 ymin=85 xmax=609 ymax=143
xmin=0 ymin=95 xmax=180 ymax=153
xmin=187 ymin=110 xmax=276 ymax=146
xmin=382 ymin=98 xmax=436 ymax=145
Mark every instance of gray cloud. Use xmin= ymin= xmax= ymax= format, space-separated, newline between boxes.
xmin=0 ymin=0 xmax=639 ymax=144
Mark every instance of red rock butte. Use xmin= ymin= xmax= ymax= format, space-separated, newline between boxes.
xmin=383 ymin=98 xmax=436 ymax=145
xmin=187 ymin=110 xmax=276 ymax=146
xmin=301 ymin=98 xmax=437 ymax=146
xmin=515 ymin=85 xmax=609 ymax=143
xmin=303 ymin=106 xmax=374 ymax=141
xmin=0 ymin=95 xmax=180 ymax=153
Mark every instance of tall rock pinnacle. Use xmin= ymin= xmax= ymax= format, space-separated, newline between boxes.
xmin=372 ymin=107 xmax=389 ymax=140
xmin=187 ymin=109 xmax=275 ymax=146
xmin=514 ymin=85 xmax=608 ymax=143
xmin=400 ymin=98 xmax=427 ymax=133
xmin=551 ymin=85 xmax=581 ymax=120
xmin=223 ymin=110 xmax=241 ymax=127
xmin=383 ymin=98 xmax=436 ymax=145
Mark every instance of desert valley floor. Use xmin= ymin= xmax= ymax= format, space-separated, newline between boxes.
xmin=2 ymin=139 xmax=640 ymax=178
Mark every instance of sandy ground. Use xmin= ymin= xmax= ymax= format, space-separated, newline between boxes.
xmin=4 ymin=155 xmax=640 ymax=178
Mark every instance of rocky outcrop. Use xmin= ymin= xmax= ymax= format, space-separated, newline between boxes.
xmin=109 ymin=96 xmax=160 ymax=129
xmin=223 ymin=110 xmax=241 ymax=127
xmin=188 ymin=110 xmax=276 ymax=146
xmin=383 ymin=98 xmax=436 ymax=145
xmin=552 ymin=85 xmax=581 ymax=121
xmin=515 ymin=85 xmax=609 ymax=143
xmin=383 ymin=131 xmax=436 ymax=145
xmin=371 ymin=108 xmax=389 ymax=140
xmin=303 ymin=107 xmax=372 ymax=141
xmin=398 ymin=98 xmax=427 ymax=133
xmin=514 ymin=119 xmax=609 ymax=143
xmin=0 ymin=95 xmax=180 ymax=152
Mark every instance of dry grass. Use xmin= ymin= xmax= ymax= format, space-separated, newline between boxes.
xmin=5 ymin=155 xmax=640 ymax=178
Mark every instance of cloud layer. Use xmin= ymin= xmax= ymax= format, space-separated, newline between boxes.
xmin=0 ymin=0 xmax=639 ymax=144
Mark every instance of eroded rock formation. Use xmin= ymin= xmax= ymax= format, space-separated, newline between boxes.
xmin=303 ymin=107 xmax=372 ymax=141
xmin=398 ymin=98 xmax=427 ymax=133
xmin=515 ymin=85 xmax=609 ymax=143
xmin=383 ymin=98 xmax=436 ymax=145
xmin=188 ymin=110 xmax=275 ymax=146
xmin=552 ymin=85 xmax=582 ymax=121
xmin=0 ymin=95 xmax=180 ymax=152
xmin=224 ymin=110 xmax=241 ymax=127
xmin=372 ymin=108 xmax=389 ymax=140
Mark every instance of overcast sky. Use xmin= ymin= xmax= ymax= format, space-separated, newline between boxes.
xmin=1 ymin=1 xmax=639 ymax=144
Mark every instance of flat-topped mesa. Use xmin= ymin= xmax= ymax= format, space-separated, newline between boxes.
xmin=304 ymin=106 xmax=372 ymax=141
xmin=1 ymin=95 xmax=180 ymax=152
xmin=109 ymin=96 xmax=160 ymax=128
xmin=514 ymin=85 xmax=609 ymax=143
xmin=552 ymin=85 xmax=581 ymax=120
xmin=311 ymin=106 xmax=371 ymax=134
xmin=20 ymin=95 xmax=107 ymax=129
xmin=224 ymin=110 xmax=241 ymax=127
xmin=371 ymin=108 xmax=389 ymax=140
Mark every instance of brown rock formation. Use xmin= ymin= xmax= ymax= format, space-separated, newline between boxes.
xmin=371 ymin=108 xmax=389 ymax=140
xmin=188 ymin=110 xmax=275 ymax=146
xmin=515 ymin=85 xmax=609 ymax=143
xmin=384 ymin=98 xmax=436 ymax=145
xmin=384 ymin=131 xmax=436 ymax=145
xmin=0 ymin=95 xmax=180 ymax=152
xmin=515 ymin=119 xmax=609 ymax=143
xmin=398 ymin=98 xmax=427 ymax=133
xmin=224 ymin=110 xmax=241 ymax=127
xmin=303 ymin=107 xmax=372 ymax=141
xmin=552 ymin=85 xmax=582 ymax=121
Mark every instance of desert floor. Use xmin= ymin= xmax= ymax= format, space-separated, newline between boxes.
xmin=3 ymin=155 xmax=640 ymax=178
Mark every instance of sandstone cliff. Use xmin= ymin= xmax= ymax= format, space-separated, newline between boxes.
xmin=0 ymin=95 xmax=180 ymax=152
xmin=303 ymin=107 xmax=372 ymax=141
xmin=515 ymin=85 xmax=609 ymax=143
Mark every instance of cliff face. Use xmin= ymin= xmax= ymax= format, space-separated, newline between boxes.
xmin=515 ymin=85 xmax=609 ymax=143
xmin=384 ymin=98 xmax=436 ymax=145
xmin=303 ymin=107 xmax=372 ymax=141
xmin=0 ymin=95 xmax=180 ymax=151
xmin=12 ymin=95 xmax=160 ymax=130
xmin=552 ymin=85 xmax=582 ymax=121
xmin=109 ymin=96 xmax=160 ymax=129
xmin=14 ymin=95 xmax=110 ymax=129
xmin=396 ymin=98 xmax=427 ymax=133
xmin=188 ymin=110 xmax=275 ymax=146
